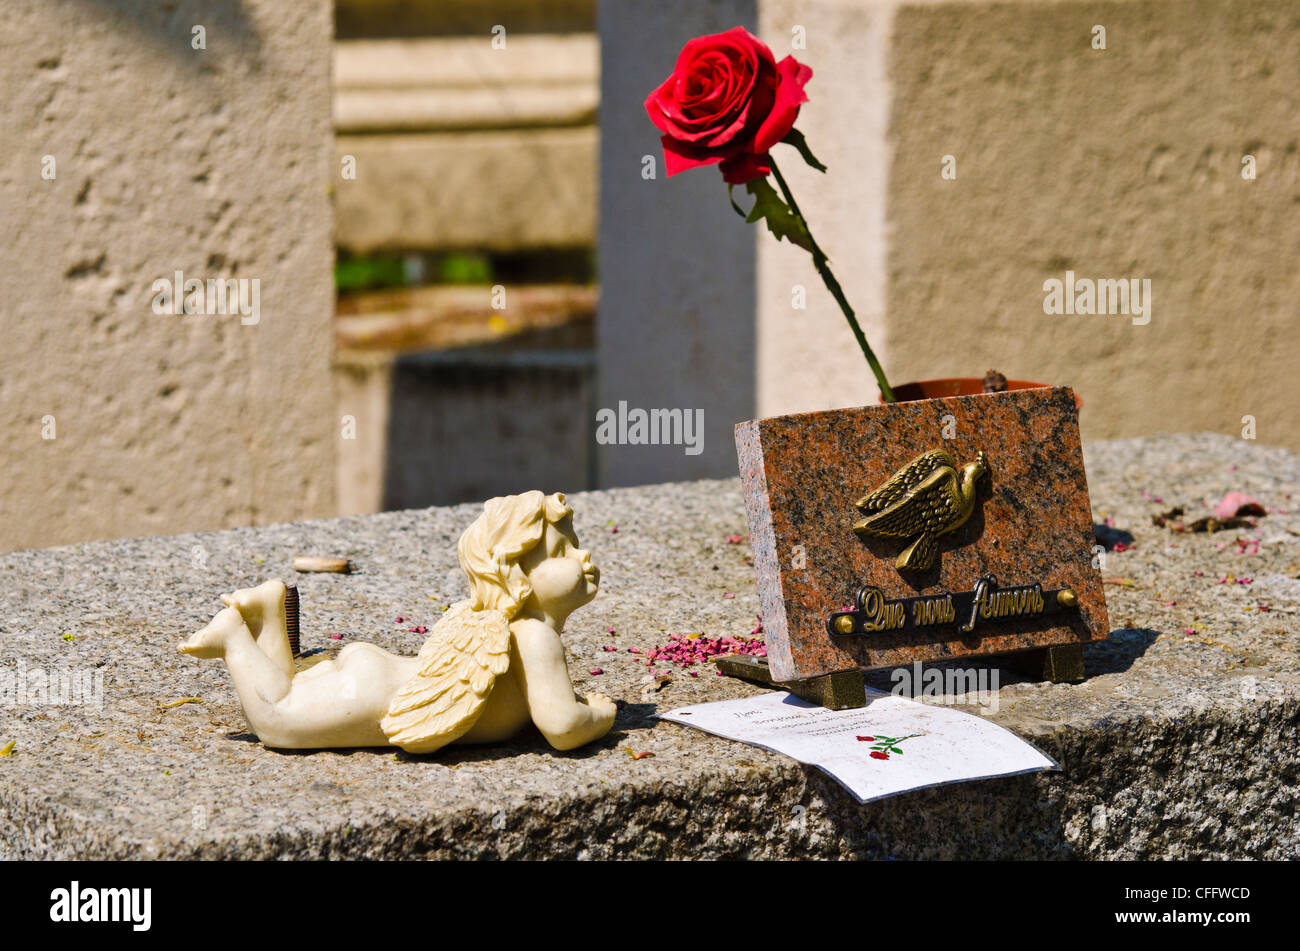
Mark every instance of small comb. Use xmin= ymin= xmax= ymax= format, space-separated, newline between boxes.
xmin=285 ymin=584 xmax=301 ymax=657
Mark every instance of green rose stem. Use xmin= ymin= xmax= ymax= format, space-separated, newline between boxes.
xmin=768 ymin=156 xmax=896 ymax=403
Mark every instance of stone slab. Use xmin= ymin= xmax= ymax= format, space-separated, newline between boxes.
xmin=737 ymin=387 xmax=1108 ymax=681
xmin=336 ymin=128 xmax=597 ymax=254
xmin=0 ymin=433 xmax=1297 ymax=859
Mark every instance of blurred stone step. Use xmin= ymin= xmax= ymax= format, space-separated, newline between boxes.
xmin=334 ymin=35 xmax=598 ymax=253
xmin=336 ymin=283 xmax=596 ymax=353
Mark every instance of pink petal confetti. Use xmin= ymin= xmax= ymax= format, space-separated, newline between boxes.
xmin=1164 ymin=600 xmax=1177 ymax=606
xmin=606 ymin=627 xmax=616 ymax=634
xmin=601 ymin=645 xmax=617 ymax=652
xmin=330 ymin=633 xmax=343 ymax=640
xmin=1184 ymin=628 xmax=1196 ymax=635
xmin=640 ymin=630 xmax=768 ymax=669
xmin=394 ymin=617 xmax=407 ymax=623
xmin=408 ymin=625 xmax=427 ymax=634
xmin=725 ymin=534 xmax=744 ymax=544
xmin=588 ymin=668 xmax=604 ymax=676
xmin=723 ymin=592 xmax=735 ymax=599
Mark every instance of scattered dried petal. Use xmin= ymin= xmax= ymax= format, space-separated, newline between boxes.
xmin=1214 ymin=492 xmax=1266 ymax=521
xmin=159 ymin=697 xmax=202 ymax=710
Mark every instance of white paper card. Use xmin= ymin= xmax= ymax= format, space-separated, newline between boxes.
xmin=657 ymin=689 xmax=1057 ymax=803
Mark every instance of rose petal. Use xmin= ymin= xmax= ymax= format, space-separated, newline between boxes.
xmin=751 ymin=56 xmax=813 ymax=153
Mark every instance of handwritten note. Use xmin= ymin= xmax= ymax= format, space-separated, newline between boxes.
xmin=658 ymin=689 xmax=1057 ymax=803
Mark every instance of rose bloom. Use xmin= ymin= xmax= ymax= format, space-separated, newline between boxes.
xmin=645 ymin=26 xmax=812 ymax=185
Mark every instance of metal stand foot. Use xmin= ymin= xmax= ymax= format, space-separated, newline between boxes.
xmin=1005 ymin=643 xmax=1085 ymax=683
xmin=713 ymin=654 xmax=867 ymax=710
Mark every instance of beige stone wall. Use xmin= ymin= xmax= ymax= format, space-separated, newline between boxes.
xmin=884 ymin=0 xmax=1300 ymax=450
xmin=757 ymin=0 xmax=1300 ymax=449
xmin=0 ymin=1 xmax=336 ymax=552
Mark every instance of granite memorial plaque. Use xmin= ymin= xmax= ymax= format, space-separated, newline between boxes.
xmin=735 ymin=386 xmax=1109 ymax=683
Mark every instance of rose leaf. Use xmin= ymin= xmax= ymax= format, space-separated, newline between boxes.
xmin=744 ymin=178 xmax=814 ymax=252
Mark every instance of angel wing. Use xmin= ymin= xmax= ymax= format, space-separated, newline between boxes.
xmin=855 ymin=450 xmax=956 ymax=513
xmin=380 ymin=600 xmax=512 ymax=754
xmin=853 ymin=467 xmax=961 ymax=539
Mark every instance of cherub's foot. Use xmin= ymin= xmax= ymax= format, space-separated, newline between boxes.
xmin=584 ymin=692 xmax=618 ymax=727
xmin=179 ymin=605 xmax=248 ymax=659
xmin=219 ymin=579 xmax=286 ymax=639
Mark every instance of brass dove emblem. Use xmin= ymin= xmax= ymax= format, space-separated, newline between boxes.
xmin=853 ymin=449 xmax=990 ymax=571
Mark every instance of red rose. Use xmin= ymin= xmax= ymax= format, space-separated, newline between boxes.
xmin=645 ymin=26 xmax=812 ymax=185
xmin=870 ymin=751 xmax=890 ymax=760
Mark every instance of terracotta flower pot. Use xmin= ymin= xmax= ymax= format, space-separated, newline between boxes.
xmin=882 ymin=378 xmax=1083 ymax=409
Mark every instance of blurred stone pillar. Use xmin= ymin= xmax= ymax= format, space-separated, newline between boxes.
xmin=0 ymin=0 xmax=335 ymax=550
xmin=598 ymin=0 xmax=893 ymax=488
xmin=597 ymin=0 xmax=759 ymax=487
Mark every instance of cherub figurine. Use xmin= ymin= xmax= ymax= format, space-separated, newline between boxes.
xmin=179 ymin=491 xmax=618 ymax=753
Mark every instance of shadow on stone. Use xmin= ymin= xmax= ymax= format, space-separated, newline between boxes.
xmin=1084 ymin=627 xmax=1161 ymax=675
xmin=1093 ymin=522 xmax=1135 ymax=550
xmin=71 ymin=0 xmax=263 ymax=67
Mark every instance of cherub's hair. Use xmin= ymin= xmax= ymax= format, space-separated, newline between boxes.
xmin=456 ymin=491 xmax=573 ymax=619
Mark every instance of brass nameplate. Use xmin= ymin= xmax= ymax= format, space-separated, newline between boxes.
xmin=827 ymin=575 xmax=1079 ymax=637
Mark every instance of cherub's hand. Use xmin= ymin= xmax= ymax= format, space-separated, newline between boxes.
xmin=584 ymin=692 xmax=618 ymax=727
